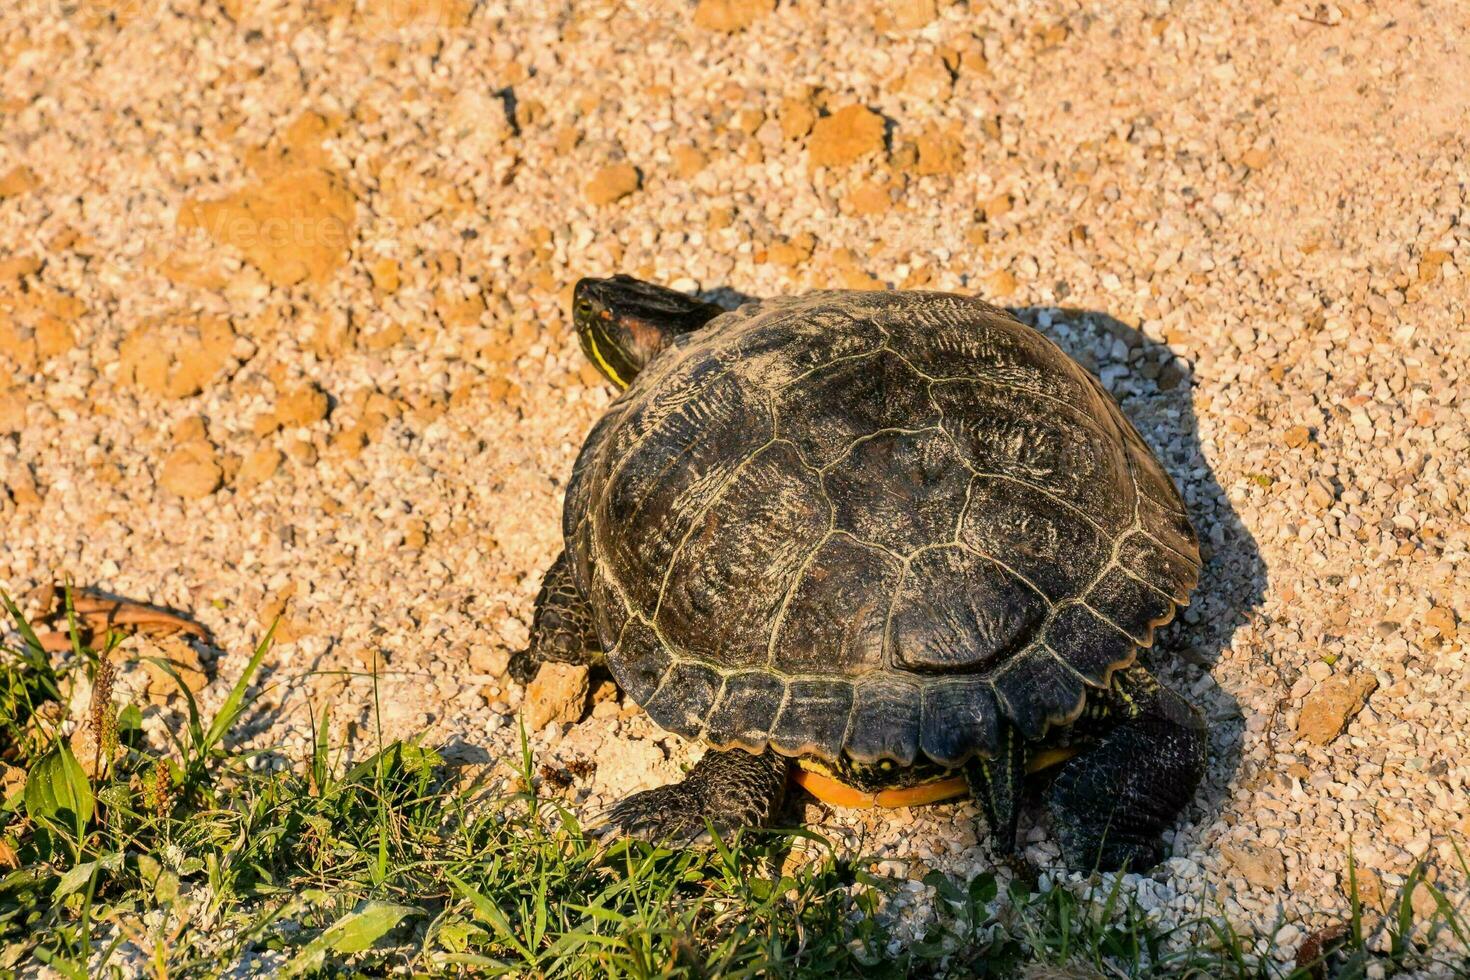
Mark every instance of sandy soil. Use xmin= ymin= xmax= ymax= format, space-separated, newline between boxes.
xmin=1 ymin=0 xmax=1467 ymax=963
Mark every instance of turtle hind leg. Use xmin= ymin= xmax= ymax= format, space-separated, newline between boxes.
xmin=604 ymin=749 xmax=790 ymax=844
xmin=1046 ymin=667 xmax=1207 ymax=872
xmin=508 ymin=550 xmax=604 ymax=685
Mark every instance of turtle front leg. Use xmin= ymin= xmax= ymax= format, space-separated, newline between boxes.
xmin=508 ymin=550 xmax=605 ymax=684
xmin=604 ymin=748 xmax=790 ymax=844
xmin=965 ymin=723 xmax=1028 ymax=862
xmin=1046 ymin=666 xmax=1207 ymax=872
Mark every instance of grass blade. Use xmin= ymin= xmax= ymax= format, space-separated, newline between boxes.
xmin=202 ymin=620 xmax=276 ymax=753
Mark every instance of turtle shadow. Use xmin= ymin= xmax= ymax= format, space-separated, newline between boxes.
xmin=1010 ymin=305 xmax=1266 ymax=858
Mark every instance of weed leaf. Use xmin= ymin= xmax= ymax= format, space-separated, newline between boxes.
xmin=23 ymin=745 xmax=94 ymax=831
xmin=282 ymin=901 xmax=418 ymax=976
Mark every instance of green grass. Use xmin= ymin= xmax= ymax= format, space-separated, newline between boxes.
xmin=1 ymin=592 xmax=1466 ymax=978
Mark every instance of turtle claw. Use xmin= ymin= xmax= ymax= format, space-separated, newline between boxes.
xmin=1002 ymin=849 xmax=1042 ymax=889
xmin=579 ymin=814 xmax=616 ymax=843
xmin=603 ymin=784 xmax=720 ymax=847
xmin=1088 ymin=840 xmax=1165 ymax=875
xmin=506 ymin=648 xmax=537 ymax=686
xmin=598 ymin=749 xmax=788 ymax=848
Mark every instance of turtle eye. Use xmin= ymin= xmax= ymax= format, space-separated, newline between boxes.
xmin=575 ymin=299 xmax=593 ymax=318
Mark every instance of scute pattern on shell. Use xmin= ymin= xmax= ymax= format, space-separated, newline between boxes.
xmin=564 ymin=291 xmax=1200 ymax=768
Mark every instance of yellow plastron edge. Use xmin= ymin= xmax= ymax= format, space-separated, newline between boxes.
xmin=791 ymin=746 xmax=1081 ymax=810
xmin=792 ymin=768 xmax=970 ymax=809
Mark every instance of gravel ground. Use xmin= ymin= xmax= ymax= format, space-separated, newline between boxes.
xmin=2 ymin=0 xmax=1467 ymax=965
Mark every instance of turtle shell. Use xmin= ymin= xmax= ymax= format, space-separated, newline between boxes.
xmin=563 ymin=291 xmax=1199 ymax=768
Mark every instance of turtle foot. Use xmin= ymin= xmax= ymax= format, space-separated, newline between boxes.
xmin=1047 ymin=678 xmax=1206 ymax=873
xmin=600 ymin=748 xmax=790 ymax=846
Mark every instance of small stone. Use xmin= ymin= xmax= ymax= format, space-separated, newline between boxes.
xmin=845 ymin=181 xmax=891 ymax=216
xmin=1 ymin=763 xmax=24 ymax=798
xmin=275 ymin=384 xmax=330 ymax=427
xmin=169 ymin=417 xmax=205 ymax=446
xmin=1296 ymin=672 xmax=1378 ymax=745
xmin=0 ymin=166 xmax=38 ymax=198
xmin=692 ymin=0 xmax=773 ymax=31
xmin=117 ymin=316 xmax=239 ymax=399
xmin=1345 ymin=866 xmax=1386 ymax=911
xmin=1418 ymin=250 xmax=1451 ymax=282
xmin=0 ymin=254 xmax=42 ymax=282
xmin=1409 ymin=875 xmax=1440 ymax=920
xmin=7 ymin=468 xmax=43 ymax=508
xmin=808 ymin=105 xmax=886 ymax=169
xmin=1307 ymin=478 xmax=1335 ymax=509
xmin=29 ymin=315 xmax=73 ymax=360
xmin=0 ymin=282 xmax=84 ymax=369
xmin=368 ymin=258 xmax=401 ymax=294
xmin=982 ymin=192 xmax=1012 ymax=221
xmin=259 ymin=585 xmax=305 ymax=644
xmin=707 ymin=206 xmax=734 ymax=230
xmin=1241 ymin=147 xmax=1271 ymax=170
xmin=982 ymin=268 xmax=1018 ymax=297
xmin=585 ymin=163 xmax=640 ymax=205
xmin=951 ymin=42 xmax=989 ymax=76
xmin=69 ymin=716 xmax=122 ymax=779
xmin=524 ymin=662 xmax=590 ymax=730
xmin=765 ymin=232 xmax=816 ymax=266
xmin=828 ymin=248 xmax=885 ymax=290
xmin=0 ymin=390 xmax=25 ymax=434
xmin=671 ymin=145 xmax=708 ymax=179
xmin=159 ymin=443 xmax=223 ymax=499
xmin=357 ymin=0 xmax=474 ymax=31
xmin=912 ymin=126 xmax=964 ymax=176
xmin=237 ymin=447 xmax=283 ymax=488
xmin=469 ymin=647 xmax=510 ymax=677
xmin=436 ymin=288 xmax=486 ymax=329
xmin=1288 ymin=673 xmax=1316 ymax=700
xmin=885 ymin=0 xmax=939 ymax=30
xmin=889 ymin=141 xmax=918 ymax=171
xmin=330 ymin=424 xmax=370 ymax=458
xmin=403 ymin=518 xmax=429 ymax=550
xmin=734 ymin=108 xmax=765 ymax=136
xmin=902 ymin=57 xmax=953 ymax=103
xmin=778 ymin=96 xmax=817 ymax=140
xmin=140 ymin=635 xmax=209 ymax=704
xmin=1424 ymin=605 xmax=1458 ymax=641
xmin=1220 ymin=840 xmax=1287 ymax=890
xmin=1284 ymin=425 xmax=1311 ymax=448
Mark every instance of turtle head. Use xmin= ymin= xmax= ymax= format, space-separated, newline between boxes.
xmin=572 ymin=275 xmax=723 ymax=389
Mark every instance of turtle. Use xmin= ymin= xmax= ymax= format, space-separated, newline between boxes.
xmin=509 ymin=275 xmax=1208 ymax=871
